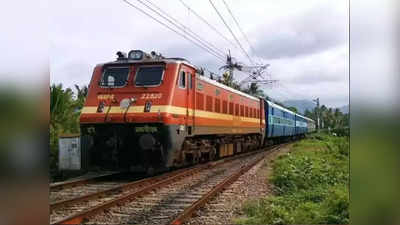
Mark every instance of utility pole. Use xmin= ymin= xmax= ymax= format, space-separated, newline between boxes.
xmin=313 ymin=98 xmax=320 ymax=132
xmin=220 ymin=50 xmax=277 ymax=90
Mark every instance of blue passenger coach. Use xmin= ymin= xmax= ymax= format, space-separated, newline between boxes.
xmin=264 ymin=100 xmax=296 ymax=138
xmin=263 ymin=99 xmax=316 ymax=145
xmin=295 ymin=113 xmax=316 ymax=135
xmin=295 ymin=113 xmax=308 ymax=135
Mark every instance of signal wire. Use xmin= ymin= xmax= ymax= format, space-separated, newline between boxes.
xmin=208 ymin=0 xmax=255 ymax=65
xmin=121 ymin=0 xmax=225 ymax=63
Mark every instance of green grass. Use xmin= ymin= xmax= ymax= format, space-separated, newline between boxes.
xmin=235 ymin=134 xmax=349 ymax=225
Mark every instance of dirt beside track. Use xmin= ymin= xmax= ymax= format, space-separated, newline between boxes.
xmin=184 ymin=144 xmax=293 ymax=225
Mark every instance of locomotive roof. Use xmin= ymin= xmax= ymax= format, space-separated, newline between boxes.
xmin=100 ymin=57 xmax=194 ymax=66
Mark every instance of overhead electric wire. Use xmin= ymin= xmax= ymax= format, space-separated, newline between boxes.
xmin=134 ymin=0 xmax=226 ymax=59
xmin=221 ymin=0 xmax=260 ymax=64
xmin=142 ymin=0 xmax=226 ymax=59
xmin=178 ymin=0 xmax=238 ymax=51
xmin=121 ymin=0 xmax=225 ymax=63
xmin=208 ymin=0 xmax=255 ymax=65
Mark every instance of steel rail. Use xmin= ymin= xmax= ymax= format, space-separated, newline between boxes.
xmin=50 ymin=172 xmax=121 ymax=191
xmin=50 ymin=166 xmax=196 ymax=211
xmin=51 ymin=149 xmax=266 ymax=225
xmin=169 ymin=145 xmax=282 ymax=225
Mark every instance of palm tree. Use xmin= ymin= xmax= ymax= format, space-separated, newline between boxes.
xmin=333 ymin=108 xmax=343 ymax=128
xmin=50 ymin=84 xmax=75 ymax=131
xmin=74 ymin=84 xmax=88 ymax=110
xmin=287 ymin=106 xmax=298 ymax=113
xmin=243 ymin=83 xmax=265 ymax=97
xmin=219 ymin=71 xmax=241 ymax=91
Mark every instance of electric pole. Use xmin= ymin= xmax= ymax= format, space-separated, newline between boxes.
xmin=220 ymin=50 xmax=277 ymax=90
xmin=313 ymin=98 xmax=320 ymax=132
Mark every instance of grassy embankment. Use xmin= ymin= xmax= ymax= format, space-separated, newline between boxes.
xmin=235 ymin=134 xmax=349 ymax=224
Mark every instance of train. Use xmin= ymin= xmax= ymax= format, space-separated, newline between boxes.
xmin=78 ymin=50 xmax=316 ymax=174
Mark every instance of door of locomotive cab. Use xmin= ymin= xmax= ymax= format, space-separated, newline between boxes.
xmin=186 ymin=70 xmax=195 ymax=135
xmin=178 ymin=65 xmax=194 ymax=135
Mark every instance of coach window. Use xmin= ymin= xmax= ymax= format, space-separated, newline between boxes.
xmin=178 ymin=71 xmax=186 ymax=88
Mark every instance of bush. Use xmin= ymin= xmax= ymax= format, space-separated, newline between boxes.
xmin=236 ymin=134 xmax=349 ymax=224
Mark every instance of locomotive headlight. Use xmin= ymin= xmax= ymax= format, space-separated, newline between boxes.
xmin=128 ymin=50 xmax=144 ymax=60
xmin=120 ymin=98 xmax=131 ymax=109
xmin=120 ymin=97 xmax=137 ymax=109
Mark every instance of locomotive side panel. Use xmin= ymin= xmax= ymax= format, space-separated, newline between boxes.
xmin=191 ymin=75 xmax=261 ymax=135
xmin=167 ymin=68 xmax=264 ymax=167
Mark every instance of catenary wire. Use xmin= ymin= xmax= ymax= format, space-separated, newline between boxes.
xmin=121 ymin=0 xmax=225 ymax=63
xmin=221 ymin=0 xmax=261 ymax=64
xmin=135 ymin=0 xmax=226 ymax=59
xmin=208 ymin=0 xmax=255 ymax=65
xmin=178 ymin=0 xmax=238 ymax=51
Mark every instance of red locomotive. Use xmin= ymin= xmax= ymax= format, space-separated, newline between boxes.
xmin=80 ymin=50 xmax=265 ymax=173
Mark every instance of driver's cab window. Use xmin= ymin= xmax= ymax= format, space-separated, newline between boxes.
xmin=179 ymin=71 xmax=186 ymax=88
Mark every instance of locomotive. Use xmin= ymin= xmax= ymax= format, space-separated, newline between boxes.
xmin=79 ymin=50 xmax=315 ymax=173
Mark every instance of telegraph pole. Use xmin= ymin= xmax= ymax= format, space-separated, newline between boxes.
xmin=313 ymin=98 xmax=320 ymax=132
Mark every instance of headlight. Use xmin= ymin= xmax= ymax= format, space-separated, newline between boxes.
xmin=128 ymin=50 xmax=144 ymax=60
xmin=120 ymin=97 xmax=137 ymax=109
xmin=120 ymin=98 xmax=131 ymax=109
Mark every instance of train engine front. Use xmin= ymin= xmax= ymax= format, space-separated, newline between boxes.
xmin=80 ymin=50 xmax=183 ymax=174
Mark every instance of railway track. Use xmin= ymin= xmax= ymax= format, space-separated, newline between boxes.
xmin=50 ymin=172 xmax=121 ymax=191
xmin=50 ymin=145 xmax=283 ymax=225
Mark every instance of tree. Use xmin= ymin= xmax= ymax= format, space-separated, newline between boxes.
xmin=287 ymin=106 xmax=298 ymax=113
xmin=74 ymin=84 xmax=88 ymax=110
xmin=50 ymin=84 xmax=77 ymax=132
xmin=50 ymin=84 xmax=82 ymax=177
xmin=219 ymin=71 xmax=241 ymax=91
xmin=308 ymin=104 xmax=349 ymax=130
xmin=243 ymin=82 xmax=265 ymax=97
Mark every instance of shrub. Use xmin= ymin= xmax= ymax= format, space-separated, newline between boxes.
xmin=237 ymin=134 xmax=349 ymax=224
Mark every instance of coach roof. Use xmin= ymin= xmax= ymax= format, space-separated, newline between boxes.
xmin=266 ymin=100 xmax=296 ymax=115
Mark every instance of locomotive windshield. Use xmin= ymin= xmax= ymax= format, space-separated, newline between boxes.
xmin=135 ymin=66 xmax=164 ymax=86
xmin=100 ymin=67 xmax=129 ymax=87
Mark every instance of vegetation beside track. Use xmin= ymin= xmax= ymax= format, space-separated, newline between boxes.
xmin=235 ymin=133 xmax=349 ymax=225
xmin=50 ymin=84 xmax=87 ymax=181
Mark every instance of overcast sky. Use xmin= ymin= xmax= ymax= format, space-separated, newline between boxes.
xmin=48 ymin=0 xmax=349 ymax=108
